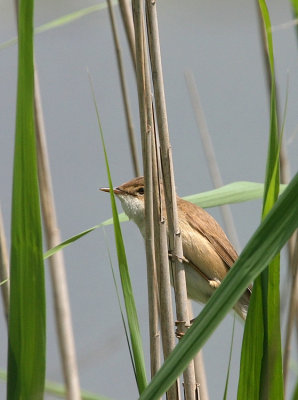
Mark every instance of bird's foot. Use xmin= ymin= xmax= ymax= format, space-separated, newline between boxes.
xmin=209 ymin=278 xmax=221 ymax=288
xmin=175 ymin=320 xmax=191 ymax=339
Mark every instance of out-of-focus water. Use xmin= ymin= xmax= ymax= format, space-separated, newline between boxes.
xmin=0 ymin=0 xmax=297 ymax=399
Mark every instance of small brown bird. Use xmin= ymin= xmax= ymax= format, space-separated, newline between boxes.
xmin=101 ymin=176 xmax=251 ymax=320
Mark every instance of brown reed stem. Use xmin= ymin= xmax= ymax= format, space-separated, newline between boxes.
xmin=34 ymin=69 xmax=82 ymax=400
xmin=118 ymin=0 xmax=137 ymax=70
xmin=131 ymin=0 xmax=160 ymax=379
xmin=152 ymin=112 xmax=181 ymax=400
xmin=188 ymin=302 xmax=209 ymax=400
xmin=145 ymin=1 xmax=197 ymax=398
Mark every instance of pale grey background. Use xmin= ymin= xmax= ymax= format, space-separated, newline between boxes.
xmin=0 ymin=0 xmax=297 ymax=399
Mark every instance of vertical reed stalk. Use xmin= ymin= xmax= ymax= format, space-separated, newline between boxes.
xmin=152 ymin=116 xmax=181 ymax=400
xmin=188 ymin=302 xmax=209 ymax=400
xmin=145 ymin=1 xmax=197 ymax=398
xmin=118 ymin=0 xmax=137 ymax=70
xmin=34 ymin=70 xmax=81 ymax=400
xmin=131 ymin=0 xmax=161 ymax=380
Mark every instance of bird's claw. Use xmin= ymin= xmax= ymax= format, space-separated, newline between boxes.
xmin=175 ymin=319 xmax=191 ymax=339
xmin=209 ymin=278 xmax=221 ymax=288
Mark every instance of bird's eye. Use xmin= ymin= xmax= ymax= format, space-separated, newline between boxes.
xmin=137 ymin=187 xmax=144 ymax=195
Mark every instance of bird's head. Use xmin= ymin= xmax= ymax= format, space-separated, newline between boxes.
xmin=100 ymin=176 xmax=146 ymax=233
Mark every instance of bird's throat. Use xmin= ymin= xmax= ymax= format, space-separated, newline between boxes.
xmin=118 ymin=195 xmax=146 ymax=237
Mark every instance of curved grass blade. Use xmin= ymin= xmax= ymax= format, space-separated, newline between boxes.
xmin=44 ymin=224 xmax=102 ymax=259
xmin=89 ymin=73 xmax=147 ymax=393
xmin=0 ymin=2 xmax=117 ymax=51
xmin=184 ymin=181 xmax=286 ymax=208
xmin=44 ymin=379 xmax=113 ymax=400
xmin=7 ymin=0 xmax=46 ymax=398
xmin=35 ymin=2 xmax=116 ymax=35
xmin=137 ymin=172 xmax=298 ymax=400
xmin=0 ymin=370 xmax=112 ymax=400
xmin=44 ymin=213 xmax=129 ymax=259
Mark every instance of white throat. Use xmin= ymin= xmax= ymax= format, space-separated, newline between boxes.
xmin=118 ymin=194 xmax=146 ymax=237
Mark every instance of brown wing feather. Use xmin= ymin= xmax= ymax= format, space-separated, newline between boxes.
xmin=177 ymin=197 xmax=238 ymax=268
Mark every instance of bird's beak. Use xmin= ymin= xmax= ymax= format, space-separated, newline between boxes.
xmin=100 ymin=187 xmax=110 ymax=193
xmin=100 ymin=187 xmax=122 ymax=195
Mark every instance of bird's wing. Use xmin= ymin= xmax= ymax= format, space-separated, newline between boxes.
xmin=178 ymin=197 xmax=238 ymax=269
xmin=177 ymin=197 xmax=252 ymax=304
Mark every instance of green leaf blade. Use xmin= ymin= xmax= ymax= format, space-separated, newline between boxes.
xmin=184 ymin=181 xmax=286 ymax=208
xmin=90 ymin=77 xmax=147 ymax=394
xmin=238 ymin=2 xmax=283 ymax=398
xmin=7 ymin=0 xmax=46 ymax=398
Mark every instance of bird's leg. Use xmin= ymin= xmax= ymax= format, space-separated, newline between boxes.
xmin=168 ymin=252 xmax=221 ymax=337
xmin=187 ymin=259 xmax=221 ymax=289
xmin=168 ymin=251 xmax=189 ymax=264
xmin=168 ymin=252 xmax=221 ymax=289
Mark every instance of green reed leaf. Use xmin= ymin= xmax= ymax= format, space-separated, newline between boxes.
xmin=7 ymin=0 xmax=46 ymax=398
